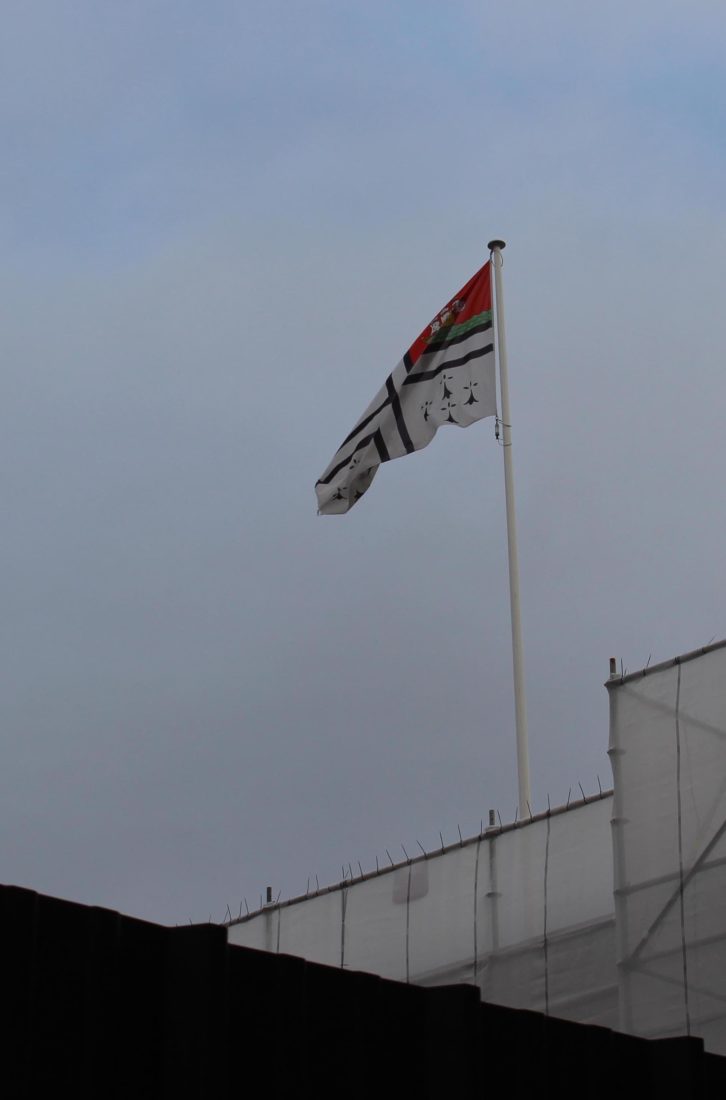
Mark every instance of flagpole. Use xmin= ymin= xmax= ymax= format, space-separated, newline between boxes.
xmin=488 ymin=239 xmax=531 ymax=816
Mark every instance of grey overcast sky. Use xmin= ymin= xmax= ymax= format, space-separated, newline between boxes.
xmin=2 ymin=1 xmax=726 ymax=924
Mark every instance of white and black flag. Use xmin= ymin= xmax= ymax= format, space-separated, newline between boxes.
xmin=315 ymin=261 xmax=497 ymax=515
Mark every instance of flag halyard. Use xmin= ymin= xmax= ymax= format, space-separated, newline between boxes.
xmin=316 ymin=261 xmax=497 ymax=515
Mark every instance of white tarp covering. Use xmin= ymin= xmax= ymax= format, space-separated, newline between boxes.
xmin=228 ymin=794 xmax=617 ymax=1027
xmin=227 ymin=640 xmax=726 ymax=1051
xmin=609 ymin=641 xmax=726 ymax=1055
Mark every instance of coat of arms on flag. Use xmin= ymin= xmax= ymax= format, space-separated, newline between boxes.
xmin=315 ymin=261 xmax=497 ymax=514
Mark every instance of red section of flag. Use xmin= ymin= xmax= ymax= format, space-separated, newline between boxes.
xmin=406 ymin=261 xmax=492 ymax=367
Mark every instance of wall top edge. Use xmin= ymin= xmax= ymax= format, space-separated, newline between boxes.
xmin=226 ymin=788 xmax=614 ymax=928
xmin=605 ymin=638 xmax=726 ymax=690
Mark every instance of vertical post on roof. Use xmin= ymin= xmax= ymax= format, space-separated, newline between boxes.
xmin=489 ymin=239 xmax=531 ymax=817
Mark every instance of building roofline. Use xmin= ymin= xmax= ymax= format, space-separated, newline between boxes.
xmin=605 ymin=638 xmax=726 ymax=690
xmin=226 ymin=787 xmax=613 ymax=927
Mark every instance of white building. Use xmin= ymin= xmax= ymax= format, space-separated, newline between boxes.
xmin=228 ymin=640 xmax=726 ymax=1055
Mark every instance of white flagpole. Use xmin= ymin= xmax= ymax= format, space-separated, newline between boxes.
xmin=488 ymin=239 xmax=531 ymax=816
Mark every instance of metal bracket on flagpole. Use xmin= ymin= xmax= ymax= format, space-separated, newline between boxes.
xmin=489 ymin=239 xmax=532 ymax=817
xmin=495 ymin=416 xmax=511 ymax=447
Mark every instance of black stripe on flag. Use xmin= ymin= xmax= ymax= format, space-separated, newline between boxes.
xmin=402 ymin=343 xmax=493 ymax=386
xmin=385 ymin=376 xmax=415 ymax=454
xmin=317 ymin=427 xmax=390 ymax=485
xmin=338 ymin=395 xmax=392 ymax=450
xmin=373 ymin=428 xmax=390 ymax=463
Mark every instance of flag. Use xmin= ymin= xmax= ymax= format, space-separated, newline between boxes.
xmin=315 ymin=261 xmax=497 ymax=514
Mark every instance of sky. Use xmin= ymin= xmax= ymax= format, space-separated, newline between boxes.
xmin=2 ymin=1 xmax=726 ymax=924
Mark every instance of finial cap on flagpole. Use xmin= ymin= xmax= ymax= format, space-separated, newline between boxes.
xmin=488 ymin=239 xmax=506 ymax=252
